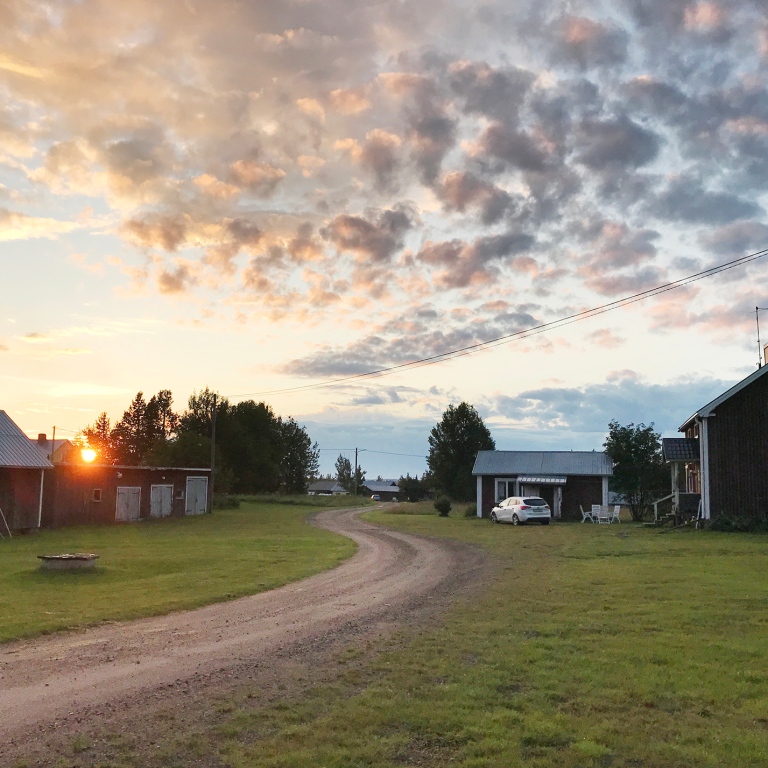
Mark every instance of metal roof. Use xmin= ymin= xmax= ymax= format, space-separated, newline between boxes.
xmin=308 ymin=480 xmax=347 ymax=493
xmin=679 ymin=364 xmax=768 ymax=430
xmin=662 ymin=437 xmax=700 ymax=462
xmin=0 ymin=411 xmax=53 ymax=469
xmin=473 ymin=450 xmax=613 ymax=477
xmin=363 ymin=480 xmax=400 ymax=492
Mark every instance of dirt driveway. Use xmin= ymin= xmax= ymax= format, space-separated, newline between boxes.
xmin=0 ymin=506 xmax=487 ymax=765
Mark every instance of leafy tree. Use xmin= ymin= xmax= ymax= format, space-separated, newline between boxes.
xmin=279 ymin=417 xmax=320 ymax=494
xmin=352 ymin=463 xmax=367 ymax=495
xmin=179 ymin=387 xmax=228 ymax=435
xmin=335 ymin=455 xmax=353 ymax=491
xmin=110 ymin=392 xmax=153 ymax=464
xmin=145 ymin=431 xmax=234 ymax=493
xmin=334 ymin=454 xmax=366 ymax=494
xmin=604 ymin=421 xmax=670 ymax=521
xmin=145 ymin=389 xmax=179 ymax=442
xmin=398 ymin=473 xmax=430 ymax=502
xmin=427 ymin=402 xmax=495 ymax=501
xmin=80 ymin=412 xmax=115 ymax=464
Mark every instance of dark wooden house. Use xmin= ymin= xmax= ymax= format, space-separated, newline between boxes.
xmin=362 ymin=480 xmax=400 ymax=502
xmin=0 ymin=411 xmax=53 ymax=531
xmin=42 ymin=464 xmax=211 ymax=528
xmin=472 ymin=450 xmax=613 ymax=520
xmin=664 ymin=363 xmax=768 ymax=523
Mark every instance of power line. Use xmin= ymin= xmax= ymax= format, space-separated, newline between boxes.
xmin=229 ymin=246 xmax=768 ymax=399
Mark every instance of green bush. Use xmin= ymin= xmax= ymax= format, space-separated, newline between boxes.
xmin=464 ymin=504 xmax=477 ymax=518
xmin=710 ymin=516 xmax=768 ymax=533
xmin=434 ymin=497 xmax=452 ymax=517
xmin=213 ymin=494 xmax=241 ymax=509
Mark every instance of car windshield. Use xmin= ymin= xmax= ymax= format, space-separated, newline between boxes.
xmin=523 ymin=497 xmax=547 ymax=506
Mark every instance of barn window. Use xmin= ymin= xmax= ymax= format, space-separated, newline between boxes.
xmin=92 ymin=489 xmax=102 ymax=502
xmin=176 ymin=489 xmax=184 ymax=499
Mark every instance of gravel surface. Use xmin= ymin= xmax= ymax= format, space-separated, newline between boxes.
xmin=0 ymin=506 xmax=488 ymax=766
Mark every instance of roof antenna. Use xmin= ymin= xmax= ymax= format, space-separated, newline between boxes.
xmin=757 ymin=307 xmax=768 ymax=368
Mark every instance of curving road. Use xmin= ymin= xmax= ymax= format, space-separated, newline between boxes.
xmin=0 ymin=506 xmax=482 ymax=746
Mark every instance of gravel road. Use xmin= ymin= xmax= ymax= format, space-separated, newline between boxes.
xmin=0 ymin=506 xmax=486 ymax=761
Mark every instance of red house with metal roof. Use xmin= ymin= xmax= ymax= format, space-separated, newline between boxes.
xmin=0 ymin=411 xmax=53 ymax=531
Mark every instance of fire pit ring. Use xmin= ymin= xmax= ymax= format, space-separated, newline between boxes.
xmin=38 ymin=553 xmax=100 ymax=570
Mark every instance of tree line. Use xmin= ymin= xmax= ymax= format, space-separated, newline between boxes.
xmin=79 ymin=388 xmax=319 ymax=494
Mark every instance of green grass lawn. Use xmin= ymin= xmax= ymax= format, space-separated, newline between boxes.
xmin=215 ymin=511 xmax=768 ymax=768
xmin=0 ymin=498 xmax=358 ymax=643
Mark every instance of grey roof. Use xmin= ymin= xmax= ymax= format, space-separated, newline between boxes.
xmin=29 ymin=437 xmax=73 ymax=457
xmin=662 ymin=438 xmax=700 ymax=462
xmin=680 ymin=364 xmax=768 ymax=430
xmin=363 ymin=480 xmax=400 ymax=493
xmin=308 ymin=480 xmax=347 ymax=493
xmin=473 ymin=450 xmax=613 ymax=477
xmin=0 ymin=411 xmax=53 ymax=469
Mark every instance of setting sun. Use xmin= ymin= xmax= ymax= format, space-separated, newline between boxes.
xmin=80 ymin=448 xmax=97 ymax=463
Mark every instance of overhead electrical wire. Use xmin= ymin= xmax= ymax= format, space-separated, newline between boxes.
xmin=230 ymin=246 xmax=768 ymax=399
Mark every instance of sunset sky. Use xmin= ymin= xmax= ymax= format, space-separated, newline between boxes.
xmin=2 ymin=0 xmax=768 ymax=477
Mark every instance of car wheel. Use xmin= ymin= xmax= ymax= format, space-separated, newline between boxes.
xmin=512 ymin=513 xmax=520 ymax=526
xmin=540 ymin=520 xmax=549 ymax=525
xmin=490 ymin=511 xmax=499 ymax=523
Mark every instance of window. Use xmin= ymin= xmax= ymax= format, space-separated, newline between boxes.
xmin=176 ymin=489 xmax=184 ymax=499
xmin=495 ymin=479 xmax=516 ymax=501
xmin=92 ymin=489 xmax=102 ymax=503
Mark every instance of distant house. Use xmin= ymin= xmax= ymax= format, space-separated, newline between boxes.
xmin=42 ymin=464 xmax=211 ymax=527
xmin=663 ymin=362 xmax=768 ymax=523
xmin=472 ymin=451 xmax=613 ymax=520
xmin=307 ymin=480 xmax=348 ymax=496
xmin=29 ymin=433 xmax=76 ymax=465
xmin=0 ymin=411 xmax=52 ymax=531
xmin=362 ymin=480 xmax=400 ymax=502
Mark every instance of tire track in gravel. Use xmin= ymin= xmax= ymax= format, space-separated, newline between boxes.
xmin=0 ymin=506 xmax=483 ymax=744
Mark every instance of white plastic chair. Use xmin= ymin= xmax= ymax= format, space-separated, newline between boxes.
xmin=580 ymin=505 xmax=594 ymax=523
xmin=610 ymin=505 xmax=621 ymax=523
xmin=594 ymin=504 xmax=611 ymax=524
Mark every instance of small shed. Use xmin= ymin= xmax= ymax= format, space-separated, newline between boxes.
xmin=0 ymin=411 xmax=53 ymax=531
xmin=472 ymin=450 xmax=613 ymax=520
xmin=42 ymin=464 xmax=212 ymax=527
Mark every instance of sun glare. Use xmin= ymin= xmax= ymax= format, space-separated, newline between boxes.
xmin=81 ymin=448 xmax=97 ymax=463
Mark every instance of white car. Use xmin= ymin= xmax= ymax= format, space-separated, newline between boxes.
xmin=491 ymin=496 xmax=551 ymax=525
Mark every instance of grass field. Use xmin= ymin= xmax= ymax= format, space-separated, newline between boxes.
xmin=0 ymin=497 xmax=358 ymax=643
xmin=211 ymin=508 xmax=768 ymax=768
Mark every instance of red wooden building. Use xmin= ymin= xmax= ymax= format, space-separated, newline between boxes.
xmin=0 ymin=411 xmax=52 ymax=531
xmin=664 ymin=362 xmax=768 ymax=523
xmin=472 ymin=450 xmax=613 ymax=520
xmin=42 ymin=464 xmax=211 ymax=528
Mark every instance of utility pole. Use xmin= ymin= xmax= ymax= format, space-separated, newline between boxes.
xmin=353 ymin=447 xmax=358 ymax=497
xmin=210 ymin=393 xmax=217 ymax=513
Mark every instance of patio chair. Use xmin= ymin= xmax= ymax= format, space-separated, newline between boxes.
xmin=610 ymin=505 xmax=621 ymax=523
xmin=594 ymin=504 xmax=611 ymax=524
xmin=580 ymin=505 xmax=594 ymax=523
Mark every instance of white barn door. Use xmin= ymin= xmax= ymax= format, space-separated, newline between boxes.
xmin=116 ymin=486 xmax=141 ymax=522
xmin=150 ymin=484 xmax=173 ymax=518
xmin=185 ymin=477 xmax=208 ymax=515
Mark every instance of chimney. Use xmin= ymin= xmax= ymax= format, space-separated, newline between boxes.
xmin=37 ymin=433 xmax=47 ymax=445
